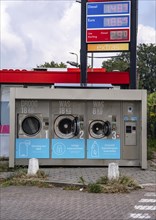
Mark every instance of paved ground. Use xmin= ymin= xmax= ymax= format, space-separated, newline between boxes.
xmin=1 ymin=185 xmax=156 ymax=220
xmin=0 ymin=164 xmax=156 ymax=220
xmin=43 ymin=166 xmax=156 ymax=186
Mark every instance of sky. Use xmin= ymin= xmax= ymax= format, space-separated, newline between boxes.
xmin=0 ymin=0 xmax=156 ymax=69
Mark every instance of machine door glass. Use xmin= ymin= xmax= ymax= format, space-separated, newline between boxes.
xmin=89 ymin=120 xmax=111 ymax=139
xmin=22 ymin=116 xmax=41 ymax=136
xmin=54 ymin=115 xmax=80 ymax=139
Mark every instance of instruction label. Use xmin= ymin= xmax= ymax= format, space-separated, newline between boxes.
xmin=87 ymin=139 xmax=120 ymax=159
xmin=16 ymin=138 xmax=50 ymax=158
xmin=52 ymin=139 xmax=85 ymax=159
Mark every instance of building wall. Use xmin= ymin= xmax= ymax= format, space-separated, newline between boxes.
xmin=0 ymin=86 xmax=10 ymax=157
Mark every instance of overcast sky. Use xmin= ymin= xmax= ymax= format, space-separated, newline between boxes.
xmin=0 ymin=0 xmax=156 ymax=69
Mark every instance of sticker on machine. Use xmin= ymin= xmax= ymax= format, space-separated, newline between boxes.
xmin=52 ymin=139 xmax=85 ymax=159
xmin=16 ymin=138 xmax=50 ymax=158
xmin=87 ymin=139 xmax=120 ymax=159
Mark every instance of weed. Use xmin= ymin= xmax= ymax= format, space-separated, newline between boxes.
xmin=118 ymin=175 xmax=139 ymax=188
xmin=79 ymin=176 xmax=86 ymax=186
xmin=0 ymin=157 xmax=9 ymax=161
xmin=0 ymin=168 xmax=52 ymax=188
xmin=63 ymin=185 xmax=81 ymax=191
xmin=0 ymin=161 xmax=10 ymax=172
xmin=87 ymin=183 xmax=103 ymax=193
xmin=91 ymin=175 xmax=141 ymax=193
xmin=36 ymin=170 xmax=47 ymax=179
xmin=96 ymin=176 xmax=109 ymax=184
xmin=102 ymin=184 xmax=128 ymax=193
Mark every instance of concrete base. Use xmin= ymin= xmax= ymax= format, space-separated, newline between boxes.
xmin=15 ymin=158 xmax=140 ymax=167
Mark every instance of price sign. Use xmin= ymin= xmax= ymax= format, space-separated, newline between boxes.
xmin=104 ymin=2 xmax=129 ymax=14
xmin=86 ymin=1 xmax=131 ymax=44
xmin=104 ymin=16 xmax=129 ymax=27
xmin=87 ymin=29 xmax=130 ymax=42
xmin=87 ymin=1 xmax=130 ymax=15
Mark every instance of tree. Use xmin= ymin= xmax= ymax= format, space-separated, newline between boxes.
xmin=102 ymin=52 xmax=130 ymax=72
xmin=137 ymin=44 xmax=156 ymax=93
xmin=147 ymin=92 xmax=156 ymax=138
xmin=102 ymin=44 xmax=156 ymax=93
xmin=37 ymin=61 xmax=67 ymax=68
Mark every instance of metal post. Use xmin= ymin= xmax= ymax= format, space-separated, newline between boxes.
xmin=130 ymin=0 xmax=138 ymax=89
xmin=80 ymin=0 xmax=87 ymax=86
xmin=69 ymin=52 xmax=78 ymax=65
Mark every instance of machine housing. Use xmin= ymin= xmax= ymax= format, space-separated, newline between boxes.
xmin=9 ymin=88 xmax=147 ymax=169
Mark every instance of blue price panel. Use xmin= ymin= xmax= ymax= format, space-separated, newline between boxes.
xmin=87 ymin=139 xmax=120 ymax=159
xmin=52 ymin=139 xmax=85 ymax=159
xmin=16 ymin=138 xmax=50 ymax=158
xmin=87 ymin=1 xmax=130 ymax=16
xmin=87 ymin=16 xmax=130 ymax=29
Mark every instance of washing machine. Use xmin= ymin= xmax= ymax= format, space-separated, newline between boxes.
xmin=51 ymin=100 xmax=85 ymax=159
xmin=53 ymin=114 xmax=83 ymax=139
xmin=87 ymin=100 xmax=121 ymax=160
xmin=15 ymin=99 xmax=50 ymax=160
xmin=87 ymin=101 xmax=121 ymax=140
xmin=18 ymin=113 xmax=49 ymax=138
xmin=89 ymin=120 xmax=111 ymax=139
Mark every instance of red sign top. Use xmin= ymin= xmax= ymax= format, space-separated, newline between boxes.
xmin=0 ymin=69 xmax=130 ymax=85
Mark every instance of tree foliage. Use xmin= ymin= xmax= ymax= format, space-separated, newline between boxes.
xmin=102 ymin=43 xmax=156 ymax=93
xmin=147 ymin=92 xmax=156 ymax=138
xmin=102 ymin=52 xmax=130 ymax=72
xmin=37 ymin=61 xmax=67 ymax=68
xmin=137 ymin=44 xmax=156 ymax=93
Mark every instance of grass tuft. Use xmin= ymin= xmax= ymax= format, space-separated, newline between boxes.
xmin=0 ymin=168 xmax=52 ymax=188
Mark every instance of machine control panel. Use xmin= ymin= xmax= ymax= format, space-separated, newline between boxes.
xmin=124 ymin=121 xmax=137 ymax=146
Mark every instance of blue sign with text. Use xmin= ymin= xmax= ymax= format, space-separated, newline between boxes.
xmin=16 ymin=138 xmax=50 ymax=158
xmin=87 ymin=16 xmax=130 ymax=29
xmin=52 ymin=139 xmax=85 ymax=159
xmin=87 ymin=139 xmax=120 ymax=159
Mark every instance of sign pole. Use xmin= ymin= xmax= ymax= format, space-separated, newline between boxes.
xmin=130 ymin=0 xmax=138 ymax=89
xmin=80 ymin=0 xmax=87 ymax=87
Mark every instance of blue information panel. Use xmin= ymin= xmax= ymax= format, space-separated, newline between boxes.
xmin=87 ymin=139 xmax=120 ymax=159
xmin=87 ymin=16 xmax=130 ymax=29
xmin=87 ymin=1 xmax=130 ymax=15
xmin=52 ymin=139 xmax=85 ymax=159
xmin=16 ymin=138 xmax=50 ymax=158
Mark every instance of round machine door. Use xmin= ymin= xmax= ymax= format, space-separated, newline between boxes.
xmin=89 ymin=120 xmax=111 ymax=139
xmin=54 ymin=115 xmax=79 ymax=139
xmin=21 ymin=115 xmax=41 ymax=136
xmin=103 ymin=121 xmax=111 ymax=136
